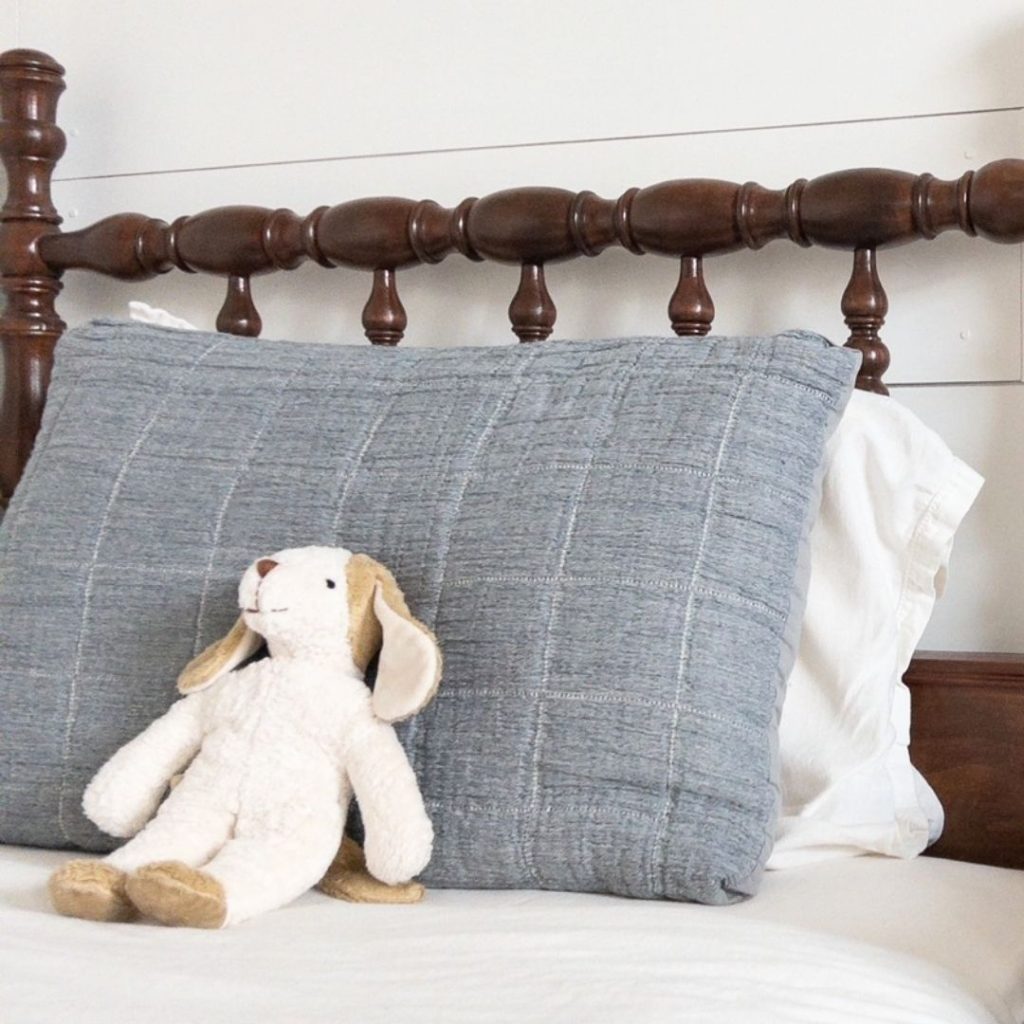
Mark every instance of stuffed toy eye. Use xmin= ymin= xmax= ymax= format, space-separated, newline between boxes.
xmin=326 ymin=579 xmax=336 ymax=589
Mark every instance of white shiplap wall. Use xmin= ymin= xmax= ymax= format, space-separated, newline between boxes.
xmin=10 ymin=0 xmax=1024 ymax=650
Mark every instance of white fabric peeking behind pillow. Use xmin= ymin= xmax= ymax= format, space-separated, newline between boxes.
xmin=128 ymin=302 xmax=198 ymax=331
xmin=770 ymin=389 xmax=983 ymax=868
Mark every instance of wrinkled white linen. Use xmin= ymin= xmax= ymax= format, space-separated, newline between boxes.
xmin=2 ymin=847 xmax=1020 ymax=1024
xmin=774 ymin=390 xmax=983 ymax=867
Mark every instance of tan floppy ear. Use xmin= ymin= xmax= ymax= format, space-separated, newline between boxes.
xmin=176 ymin=616 xmax=263 ymax=694
xmin=371 ymin=579 xmax=442 ymax=722
xmin=345 ymin=554 xmax=442 ymax=723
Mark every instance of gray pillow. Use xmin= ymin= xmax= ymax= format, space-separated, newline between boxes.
xmin=0 ymin=319 xmax=858 ymax=903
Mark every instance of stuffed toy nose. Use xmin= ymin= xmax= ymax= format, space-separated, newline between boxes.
xmin=256 ymin=558 xmax=279 ymax=578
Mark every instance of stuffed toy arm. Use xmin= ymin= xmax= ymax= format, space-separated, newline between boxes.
xmin=82 ymin=693 xmax=206 ymax=838
xmin=346 ymin=723 xmax=434 ymax=886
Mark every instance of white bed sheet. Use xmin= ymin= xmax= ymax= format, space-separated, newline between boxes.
xmin=1 ymin=846 xmax=1022 ymax=1024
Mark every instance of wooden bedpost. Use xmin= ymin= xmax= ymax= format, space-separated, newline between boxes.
xmin=0 ymin=49 xmax=66 ymax=509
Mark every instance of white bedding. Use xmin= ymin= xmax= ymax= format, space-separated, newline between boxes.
xmin=1 ymin=847 xmax=1022 ymax=1024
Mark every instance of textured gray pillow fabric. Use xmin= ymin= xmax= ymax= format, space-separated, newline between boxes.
xmin=0 ymin=319 xmax=858 ymax=902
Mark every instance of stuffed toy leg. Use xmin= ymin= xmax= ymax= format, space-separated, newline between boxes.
xmin=49 ymin=547 xmax=441 ymax=928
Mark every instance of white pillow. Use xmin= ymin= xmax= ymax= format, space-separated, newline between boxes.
xmin=127 ymin=303 xmax=980 ymax=866
xmin=769 ymin=389 xmax=983 ymax=868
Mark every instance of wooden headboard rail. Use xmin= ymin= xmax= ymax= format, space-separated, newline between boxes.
xmin=3 ymin=49 xmax=1024 ymax=871
xmin=6 ymin=48 xmax=1024 ymax=505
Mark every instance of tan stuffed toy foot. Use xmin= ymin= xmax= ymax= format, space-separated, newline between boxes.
xmin=126 ymin=861 xmax=227 ymax=929
xmin=318 ymin=836 xmax=425 ymax=904
xmin=49 ymin=860 xmax=136 ymax=922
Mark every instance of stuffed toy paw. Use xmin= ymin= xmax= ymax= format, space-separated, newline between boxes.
xmin=48 ymin=546 xmax=441 ymax=928
xmin=318 ymin=836 xmax=425 ymax=904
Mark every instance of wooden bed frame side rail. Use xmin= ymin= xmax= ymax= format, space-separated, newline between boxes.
xmin=908 ymin=653 xmax=1024 ymax=870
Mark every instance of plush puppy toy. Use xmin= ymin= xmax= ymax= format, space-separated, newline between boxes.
xmin=48 ymin=546 xmax=441 ymax=928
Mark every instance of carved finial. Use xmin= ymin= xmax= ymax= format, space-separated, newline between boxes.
xmin=362 ymin=268 xmax=407 ymax=345
xmin=509 ymin=263 xmax=556 ymax=342
xmin=0 ymin=50 xmax=66 ymax=226
xmin=842 ymin=247 xmax=890 ymax=394
xmin=0 ymin=49 xmax=68 ymax=506
xmin=669 ymin=257 xmax=715 ymax=336
xmin=216 ymin=275 xmax=262 ymax=337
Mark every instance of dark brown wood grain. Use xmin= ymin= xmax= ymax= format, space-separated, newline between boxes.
xmin=30 ymin=159 xmax=1024 ymax=390
xmin=27 ymin=159 xmax=1024 ymax=393
xmin=9 ymin=36 xmax=1024 ymax=403
xmin=38 ymin=165 xmax=1024 ymax=288
xmin=509 ymin=262 xmax=556 ymax=342
xmin=362 ymin=268 xmax=407 ymax=346
xmin=842 ymin=248 xmax=890 ymax=395
xmin=669 ymin=256 xmax=715 ymax=337
xmin=0 ymin=49 xmax=67 ymax=510
xmin=216 ymin=275 xmax=262 ymax=337
xmin=908 ymin=653 xmax=1024 ymax=870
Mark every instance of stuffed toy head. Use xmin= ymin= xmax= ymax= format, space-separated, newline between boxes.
xmin=177 ymin=546 xmax=441 ymax=722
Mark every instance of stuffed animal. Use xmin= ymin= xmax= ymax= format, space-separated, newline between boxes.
xmin=48 ymin=546 xmax=441 ymax=928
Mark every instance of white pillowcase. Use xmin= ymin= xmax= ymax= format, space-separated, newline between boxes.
xmin=128 ymin=304 xmax=980 ymax=868
xmin=770 ymin=389 xmax=983 ymax=868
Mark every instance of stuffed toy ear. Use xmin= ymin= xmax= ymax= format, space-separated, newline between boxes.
xmin=371 ymin=580 xmax=442 ymax=722
xmin=177 ymin=616 xmax=263 ymax=694
xmin=345 ymin=554 xmax=442 ymax=723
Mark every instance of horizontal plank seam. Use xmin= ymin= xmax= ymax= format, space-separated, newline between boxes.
xmin=52 ymin=105 xmax=1023 ymax=185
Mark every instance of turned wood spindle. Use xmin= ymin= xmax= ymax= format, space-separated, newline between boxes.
xmin=38 ymin=213 xmax=174 ymax=279
xmin=12 ymin=46 xmax=1024 ymax=414
xmin=362 ymin=268 xmax=407 ymax=345
xmin=669 ymin=257 xmax=715 ymax=336
xmin=216 ymin=275 xmax=262 ymax=337
xmin=509 ymin=263 xmax=556 ymax=342
xmin=842 ymin=248 xmax=890 ymax=394
xmin=0 ymin=49 xmax=68 ymax=508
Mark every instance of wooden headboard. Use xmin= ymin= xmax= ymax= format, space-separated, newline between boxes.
xmin=2 ymin=48 xmax=1023 ymax=869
